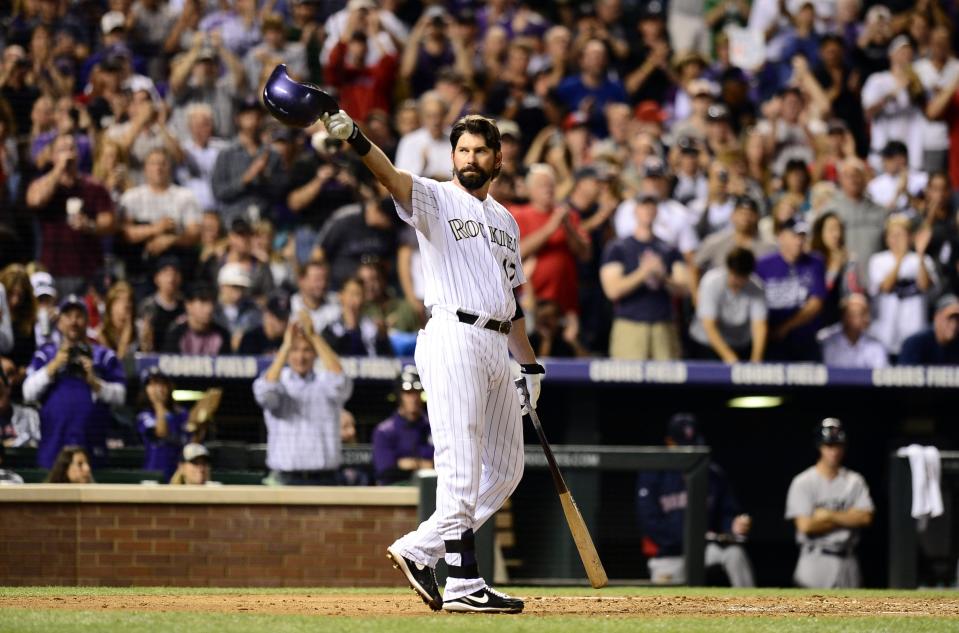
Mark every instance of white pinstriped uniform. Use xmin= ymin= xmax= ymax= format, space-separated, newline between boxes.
xmin=390 ymin=175 xmax=526 ymax=600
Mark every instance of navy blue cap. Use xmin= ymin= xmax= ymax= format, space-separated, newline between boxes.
xmin=667 ymin=413 xmax=703 ymax=446
xmin=58 ymin=294 xmax=87 ymax=315
xmin=266 ymin=292 xmax=291 ymax=320
xmin=140 ymin=366 xmax=170 ymax=385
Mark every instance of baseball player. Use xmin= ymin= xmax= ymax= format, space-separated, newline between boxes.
xmin=637 ymin=413 xmax=755 ymax=587
xmin=320 ymin=109 xmax=543 ymax=613
xmin=785 ymin=418 xmax=874 ymax=588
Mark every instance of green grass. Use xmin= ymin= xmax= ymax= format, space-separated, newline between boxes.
xmin=1 ymin=585 xmax=955 ymax=598
xmin=0 ymin=610 xmax=955 ymax=633
xmin=1 ymin=587 xmax=956 ymax=633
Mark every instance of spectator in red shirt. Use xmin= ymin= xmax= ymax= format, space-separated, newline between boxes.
xmin=325 ymin=20 xmax=398 ymax=125
xmin=510 ymin=164 xmax=591 ymax=319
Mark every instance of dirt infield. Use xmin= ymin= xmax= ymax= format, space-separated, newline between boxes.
xmin=2 ymin=592 xmax=958 ymax=617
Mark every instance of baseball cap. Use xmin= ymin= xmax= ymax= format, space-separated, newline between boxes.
xmin=265 ymin=292 xmax=292 ymax=320
xmin=866 ymin=5 xmax=891 ymax=23
xmin=217 ymin=263 xmax=252 ymax=288
xmin=58 ymin=294 xmax=87 ymax=315
xmin=888 ymin=34 xmax=913 ymax=56
xmin=101 ymin=11 xmax=125 ymax=35
xmin=562 ymin=111 xmax=589 ymax=131
xmin=634 ymin=100 xmax=667 ymax=124
xmin=935 ymin=293 xmax=959 ymax=317
xmin=817 ymin=418 xmax=846 ymax=446
xmin=637 ymin=192 xmax=660 ymax=205
xmin=676 ymin=136 xmax=701 ymax=154
xmin=235 ymin=95 xmax=264 ymax=114
xmin=641 ymin=156 xmax=668 ymax=179
xmin=154 ymin=254 xmax=181 ymax=275
xmin=182 ymin=443 xmax=210 ymax=463
xmin=30 ymin=272 xmax=57 ymax=300
xmin=777 ymin=215 xmax=810 ymax=235
xmin=347 ymin=0 xmax=377 ymax=10
xmin=688 ymin=79 xmax=718 ymax=98
xmin=667 ymin=413 xmax=703 ymax=446
xmin=734 ymin=195 xmax=760 ymax=213
xmin=185 ymin=282 xmax=216 ymax=302
xmin=880 ymin=140 xmax=909 ymax=159
xmin=497 ymin=119 xmax=521 ymax=141
xmin=706 ymin=103 xmax=731 ymax=122
xmin=639 ymin=0 xmax=665 ymax=19
xmin=230 ymin=218 xmax=253 ymax=236
xmin=140 ymin=366 xmax=170 ymax=385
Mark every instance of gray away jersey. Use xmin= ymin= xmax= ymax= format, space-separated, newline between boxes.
xmin=393 ymin=175 xmax=526 ymax=321
xmin=785 ymin=466 xmax=874 ymax=549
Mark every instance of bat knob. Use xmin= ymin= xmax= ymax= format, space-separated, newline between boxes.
xmin=262 ymin=64 xmax=339 ymax=128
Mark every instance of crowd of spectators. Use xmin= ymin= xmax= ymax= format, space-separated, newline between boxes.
xmin=5 ymin=0 xmax=959 ymax=474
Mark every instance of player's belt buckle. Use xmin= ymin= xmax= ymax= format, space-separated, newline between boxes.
xmin=497 ymin=320 xmax=511 ymax=335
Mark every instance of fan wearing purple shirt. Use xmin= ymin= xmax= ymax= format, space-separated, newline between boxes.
xmin=755 ymin=216 xmax=826 ymax=361
xmin=136 ymin=367 xmax=191 ymax=482
xmin=372 ymin=365 xmax=433 ymax=486
xmin=22 ymin=295 xmax=126 ymax=468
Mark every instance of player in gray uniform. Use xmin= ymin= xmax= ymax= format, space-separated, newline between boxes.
xmin=321 ymin=109 xmax=543 ymax=614
xmin=785 ymin=418 xmax=874 ymax=588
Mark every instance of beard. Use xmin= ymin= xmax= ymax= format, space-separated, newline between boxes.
xmin=455 ymin=164 xmax=493 ymax=191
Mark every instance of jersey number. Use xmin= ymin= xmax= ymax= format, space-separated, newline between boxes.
xmin=502 ymin=258 xmax=516 ymax=282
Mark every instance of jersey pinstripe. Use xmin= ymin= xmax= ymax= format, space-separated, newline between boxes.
xmin=394 ymin=176 xmax=526 ymax=322
xmin=390 ymin=174 xmax=527 ymax=601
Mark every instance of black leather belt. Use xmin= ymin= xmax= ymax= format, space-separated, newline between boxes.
xmin=804 ymin=544 xmax=852 ymax=557
xmin=456 ymin=310 xmax=511 ymax=334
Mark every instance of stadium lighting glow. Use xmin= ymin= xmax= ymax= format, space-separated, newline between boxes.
xmin=726 ymin=396 xmax=783 ymax=409
xmin=172 ymin=390 xmax=207 ymax=402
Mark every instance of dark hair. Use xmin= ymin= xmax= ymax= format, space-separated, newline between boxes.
xmin=725 ymin=247 xmax=756 ymax=277
xmin=810 ymin=211 xmax=844 ymax=256
xmin=45 ymin=446 xmax=90 ymax=483
xmin=449 ymin=114 xmax=501 ymax=153
xmin=298 ymin=259 xmax=329 ymax=278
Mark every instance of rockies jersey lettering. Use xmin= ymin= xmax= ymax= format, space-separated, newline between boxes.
xmin=447 ymin=219 xmax=518 ymax=253
xmin=395 ymin=175 xmax=526 ymax=321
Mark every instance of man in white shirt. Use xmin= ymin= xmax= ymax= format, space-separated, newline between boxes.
xmin=177 ymin=103 xmax=229 ymax=212
xmin=394 ymin=92 xmax=453 ymax=180
xmin=912 ymin=25 xmax=959 ymax=172
xmin=253 ymin=313 xmax=352 ymax=485
xmin=865 ymin=141 xmax=927 ymax=212
xmin=321 ymin=0 xmax=407 ymax=66
xmin=861 ymin=35 xmax=927 ymax=171
xmin=614 ymin=156 xmax=699 ymax=256
xmin=119 ymin=148 xmax=202 ymax=282
xmin=290 ymin=260 xmax=342 ymax=334
xmin=819 ymin=293 xmax=889 ymax=368
xmin=867 ymin=215 xmax=938 ymax=356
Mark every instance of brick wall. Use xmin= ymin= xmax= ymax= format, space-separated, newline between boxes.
xmin=0 ymin=502 xmax=418 ymax=586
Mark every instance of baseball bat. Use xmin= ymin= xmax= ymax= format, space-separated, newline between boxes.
xmin=515 ymin=379 xmax=608 ymax=589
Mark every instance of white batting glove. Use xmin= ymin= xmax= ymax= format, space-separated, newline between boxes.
xmin=517 ymin=363 xmax=545 ymax=415
xmin=321 ymin=109 xmax=354 ymax=141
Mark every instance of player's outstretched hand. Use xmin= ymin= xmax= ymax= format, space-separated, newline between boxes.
xmin=322 ymin=109 xmax=354 ymax=141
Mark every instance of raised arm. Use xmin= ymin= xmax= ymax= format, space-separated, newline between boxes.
xmin=322 ymin=110 xmax=413 ymax=209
